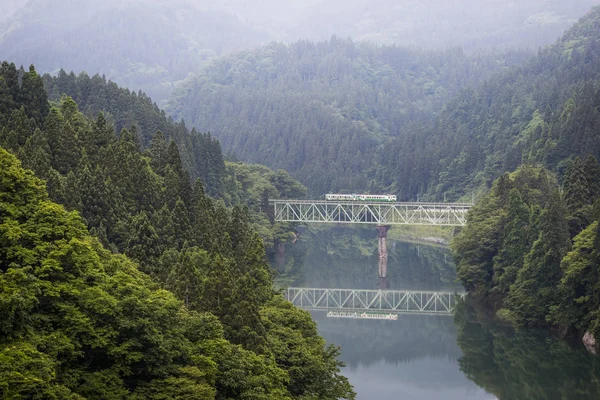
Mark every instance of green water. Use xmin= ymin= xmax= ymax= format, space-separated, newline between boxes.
xmin=276 ymin=225 xmax=600 ymax=399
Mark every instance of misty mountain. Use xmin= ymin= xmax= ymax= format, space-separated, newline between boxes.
xmin=168 ymin=38 xmax=531 ymax=194
xmin=2 ymin=0 xmax=595 ymax=107
xmin=170 ymin=5 xmax=600 ymax=200
xmin=287 ymin=0 xmax=599 ymax=51
xmin=0 ymin=0 xmax=28 ymax=22
xmin=379 ymin=5 xmax=600 ymax=201
xmin=0 ymin=0 xmax=269 ymax=103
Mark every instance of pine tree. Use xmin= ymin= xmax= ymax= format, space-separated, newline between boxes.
xmin=564 ymin=157 xmax=591 ymax=212
xmin=19 ymin=65 xmax=49 ymax=125
xmin=190 ymin=178 xmax=215 ymax=250
xmin=492 ymin=189 xmax=532 ymax=296
xmin=17 ymin=128 xmax=52 ymax=178
xmin=85 ymin=112 xmax=114 ymax=160
xmin=564 ymin=157 xmax=593 ymax=237
xmin=584 ymin=155 xmax=600 ymax=200
xmin=172 ymin=197 xmax=192 ymax=249
xmin=124 ymin=211 xmax=161 ymax=274
xmin=148 ymin=130 xmax=168 ymax=176
xmin=506 ymin=191 xmax=571 ymax=324
xmin=549 ymin=221 xmax=600 ymax=333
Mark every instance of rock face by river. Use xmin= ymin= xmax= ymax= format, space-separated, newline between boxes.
xmin=582 ymin=331 xmax=597 ymax=354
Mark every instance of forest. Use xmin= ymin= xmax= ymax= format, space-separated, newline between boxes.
xmin=3 ymin=1 xmax=600 ymax=397
xmin=452 ymin=161 xmax=600 ymax=337
xmin=0 ymin=61 xmax=354 ymax=399
xmin=169 ymin=6 xmax=600 ymax=203
xmin=168 ymin=38 xmax=531 ymax=195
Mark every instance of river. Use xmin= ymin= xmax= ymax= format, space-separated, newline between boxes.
xmin=275 ymin=225 xmax=600 ymax=400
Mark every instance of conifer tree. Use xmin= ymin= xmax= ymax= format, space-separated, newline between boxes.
xmin=549 ymin=221 xmax=600 ymax=334
xmin=492 ymin=189 xmax=532 ymax=296
xmin=172 ymin=197 xmax=192 ymax=249
xmin=584 ymin=155 xmax=600 ymax=200
xmin=85 ymin=112 xmax=114 ymax=160
xmin=506 ymin=191 xmax=571 ymax=324
xmin=125 ymin=211 xmax=161 ymax=274
xmin=564 ymin=157 xmax=593 ymax=237
xmin=19 ymin=65 xmax=49 ymax=125
xmin=148 ymin=130 xmax=168 ymax=176
xmin=190 ymin=178 xmax=215 ymax=249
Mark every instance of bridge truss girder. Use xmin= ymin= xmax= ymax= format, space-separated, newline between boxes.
xmin=270 ymin=200 xmax=472 ymax=226
xmin=286 ymin=288 xmax=466 ymax=316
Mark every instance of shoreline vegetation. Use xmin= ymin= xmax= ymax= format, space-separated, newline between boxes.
xmin=452 ymin=163 xmax=600 ymax=350
xmin=0 ymin=61 xmax=355 ymax=399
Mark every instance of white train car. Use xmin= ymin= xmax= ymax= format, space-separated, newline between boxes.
xmin=325 ymin=194 xmax=397 ymax=202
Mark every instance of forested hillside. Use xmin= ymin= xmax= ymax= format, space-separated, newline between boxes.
xmin=169 ymin=38 xmax=530 ymax=195
xmin=392 ymin=6 xmax=600 ymax=201
xmin=4 ymin=1 xmax=592 ymax=106
xmin=452 ymin=161 xmax=600 ymax=337
xmin=0 ymin=61 xmax=353 ymax=399
xmin=41 ymin=70 xmax=227 ymax=196
xmin=0 ymin=0 xmax=268 ymax=102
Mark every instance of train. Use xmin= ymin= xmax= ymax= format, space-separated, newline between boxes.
xmin=325 ymin=194 xmax=397 ymax=202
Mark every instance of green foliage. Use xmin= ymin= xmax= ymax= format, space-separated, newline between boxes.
xmin=260 ymin=297 xmax=355 ymax=400
xmin=505 ymin=191 xmax=570 ymax=325
xmin=549 ymin=222 xmax=600 ymax=335
xmin=0 ymin=63 xmax=354 ymax=399
xmin=169 ymin=38 xmax=528 ymax=196
xmin=454 ymin=160 xmax=600 ymax=334
xmin=383 ymin=7 xmax=600 ymax=201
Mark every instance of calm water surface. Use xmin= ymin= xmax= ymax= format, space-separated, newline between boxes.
xmin=277 ymin=226 xmax=599 ymax=400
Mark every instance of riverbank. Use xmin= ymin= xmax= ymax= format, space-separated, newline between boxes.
xmin=388 ymin=225 xmax=458 ymax=247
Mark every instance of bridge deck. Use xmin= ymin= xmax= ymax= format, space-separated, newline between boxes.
xmin=270 ymin=199 xmax=473 ymax=226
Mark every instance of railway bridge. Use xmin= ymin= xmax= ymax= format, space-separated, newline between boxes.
xmin=270 ymin=199 xmax=473 ymax=280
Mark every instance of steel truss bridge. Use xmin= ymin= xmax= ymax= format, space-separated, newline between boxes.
xmin=286 ymin=287 xmax=466 ymax=316
xmin=270 ymin=200 xmax=473 ymax=226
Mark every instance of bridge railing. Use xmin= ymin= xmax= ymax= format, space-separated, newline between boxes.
xmin=286 ymin=287 xmax=466 ymax=316
xmin=269 ymin=199 xmax=473 ymax=226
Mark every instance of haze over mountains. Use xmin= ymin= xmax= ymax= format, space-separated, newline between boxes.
xmin=1 ymin=0 xmax=597 ymax=103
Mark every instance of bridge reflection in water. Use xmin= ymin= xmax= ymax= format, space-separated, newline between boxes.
xmin=286 ymin=287 xmax=465 ymax=316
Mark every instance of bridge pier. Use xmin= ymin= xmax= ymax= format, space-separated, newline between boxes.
xmin=376 ymin=225 xmax=391 ymax=278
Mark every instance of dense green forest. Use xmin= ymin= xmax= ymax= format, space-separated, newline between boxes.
xmin=452 ymin=161 xmax=600 ymax=338
xmin=37 ymin=67 xmax=305 ymax=256
xmin=169 ymin=38 xmax=531 ymax=195
xmin=42 ymin=69 xmax=227 ymax=197
xmin=390 ymin=6 xmax=600 ymax=201
xmin=444 ymin=7 xmax=600 ymax=342
xmin=0 ymin=62 xmax=354 ymax=399
xmin=169 ymin=7 xmax=600 ymax=201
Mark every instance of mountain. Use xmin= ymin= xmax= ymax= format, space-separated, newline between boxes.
xmin=386 ymin=5 xmax=600 ymax=201
xmin=288 ymin=0 xmax=599 ymax=51
xmin=168 ymin=38 xmax=531 ymax=195
xmin=2 ymin=0 xmax=595 ymax=107
xmin=0 ymin=0 xmax=269 ymax=103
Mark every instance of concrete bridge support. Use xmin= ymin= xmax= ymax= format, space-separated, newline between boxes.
xmin=376 ymin=225 xmax=391 ymax=278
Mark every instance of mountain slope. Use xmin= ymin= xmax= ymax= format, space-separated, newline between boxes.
xmin=386 ymin=5 xmax=600 ymax=200
xmin=0 ymin=0 xmax=269 ymax=103
xmin=168 ymin=38 xmax=530 ymax=195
